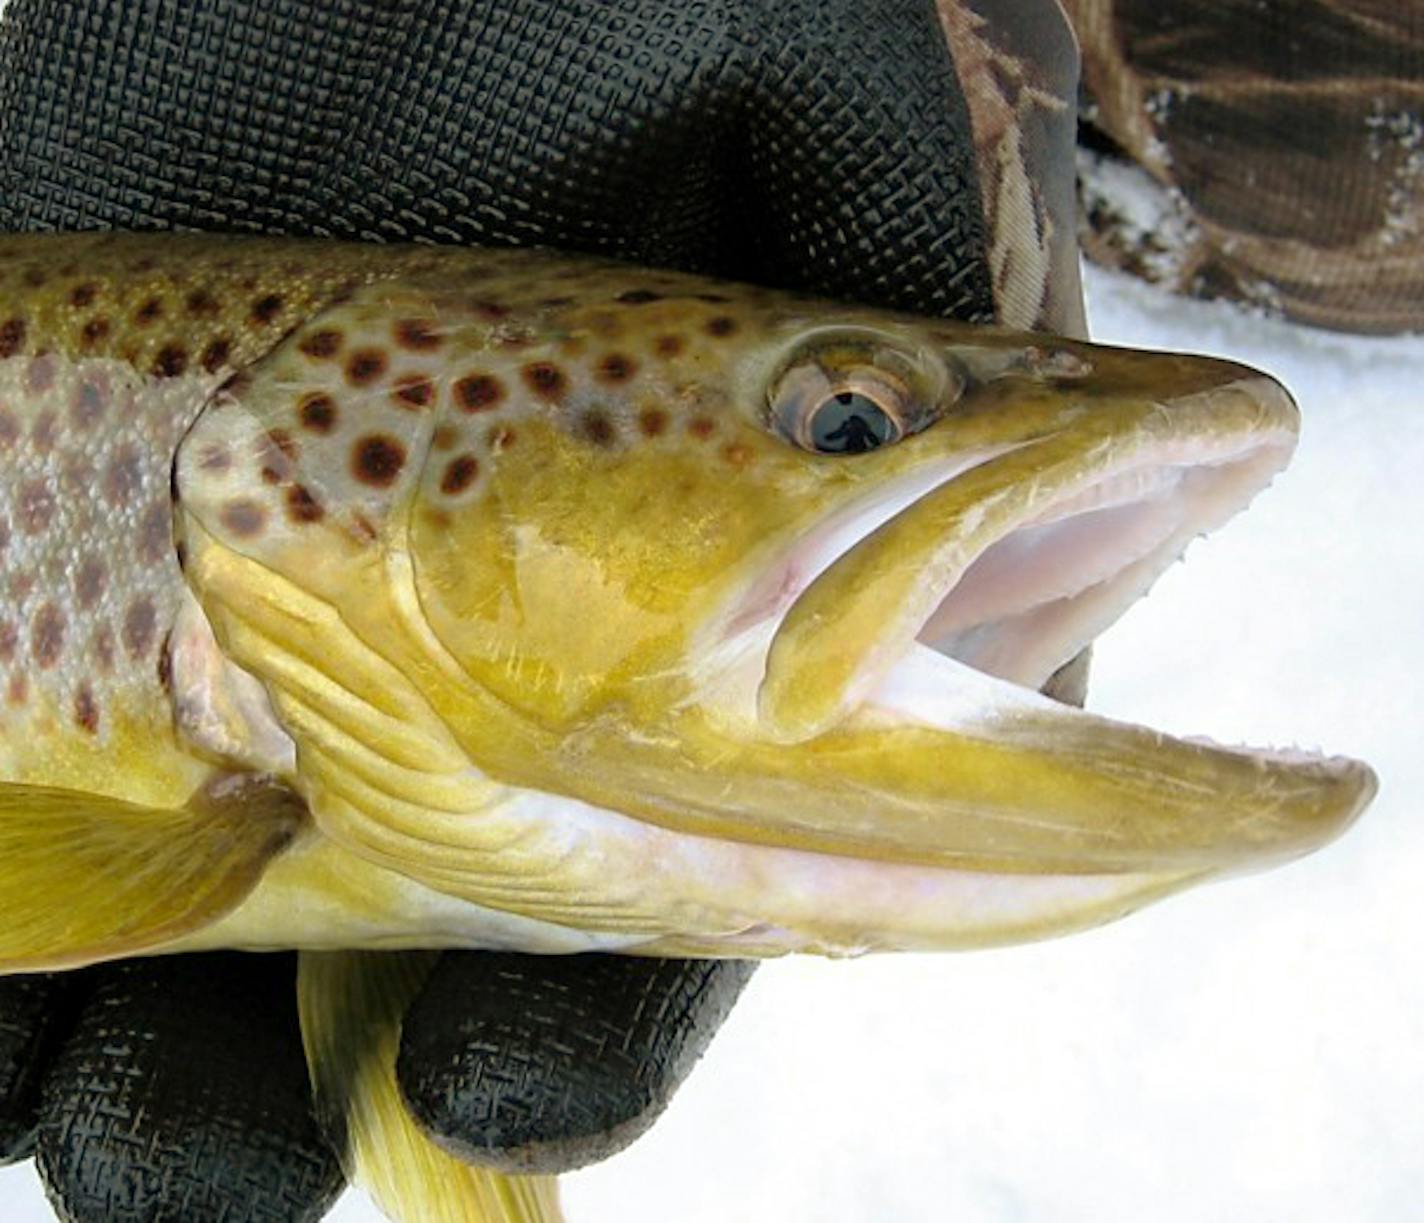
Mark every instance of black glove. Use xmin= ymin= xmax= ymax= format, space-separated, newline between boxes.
xmin=0 ymin=0 xmax=1007 ymax=1219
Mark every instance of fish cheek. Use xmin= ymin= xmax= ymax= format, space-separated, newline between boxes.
xmin=408 ymin=420 xmax=811 ymax=728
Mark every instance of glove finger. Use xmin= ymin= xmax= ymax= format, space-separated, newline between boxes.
xmin=35 ymin=953 xmax=343 ymax=1223
xmin=0 ymin=973 xmax=81 ymax=1163
xmin=397 ymin=952 xmax=756 ymax=1174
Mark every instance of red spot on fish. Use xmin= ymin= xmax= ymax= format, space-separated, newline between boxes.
xmin=639 ymin=408 xmax=669 ymax=437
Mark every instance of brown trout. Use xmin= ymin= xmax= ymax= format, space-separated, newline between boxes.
xmin=0 ymin=232 xmax=1375 ymax=1221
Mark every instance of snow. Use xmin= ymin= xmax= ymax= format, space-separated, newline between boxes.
xmin=6 ymin=265 xmax=1423 ymax=1221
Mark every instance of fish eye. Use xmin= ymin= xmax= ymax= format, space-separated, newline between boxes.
xmin=805 ymin=381 xmax=905 ymax=454
xmin=772 ymin=362 xmax=914 ymax=456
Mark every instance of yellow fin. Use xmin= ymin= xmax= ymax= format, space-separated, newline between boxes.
xmin=297 ymin=950 xmax=564 ymax=1223
xmin=0 ymin=775 xmax=301 ymax=971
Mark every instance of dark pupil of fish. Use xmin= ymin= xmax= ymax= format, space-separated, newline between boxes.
xmin=811 ymin=392 xmax=895 ymax=454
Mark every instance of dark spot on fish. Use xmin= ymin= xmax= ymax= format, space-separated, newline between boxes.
xmin=353 ymin=435 xmax=405 ymax=487
xmin=286 ymin=483 xmax=324 ymax=524
xmin=455 ymin=373 xmax=503 ymax=412
xmin=257 ymin=429 xmax=298 ymax=484
xmin=220 ymin=499 xmax=268 ymax=538
xmin=0 ymin=317 xmax=27 ymax=356
xmin=74 ymin=685 xmax=99 ymax=734
xmin=395 ymin=319 xmax=441 ymax=350
xmin=153 ymin=343 xmax=189 ymax=378
xmin=473 ymin=301 xmax=508 ymax=320
xmin=723 ymin=442 xmax=755 ymax=467
xmin=135 ymin=298 xmax=163 ymax=326
xmin=299 ymin=392 xmax=338 ymax=434
xmin=638 ymin=408 xmax=669 ymax=437
xmin=0 ymin=619 xmax=15 ymax=661
xmin=7 ymin=674 xmax=28 ymax=706
xmin=596 ymin=353 xmax=636 ymax=384
xmin=72 ymin=379 xmax=106 ymax=428
xmin=522 ymin=362 xmax=565 ymax=400
xmin=30 ymin=410 xmax=57 ymax=454
xmin=0 ymin=409 xmax=18 ymax=449
xmin=26 ymin=356 xmax=55 ymax=393
xmin=93 ymin=625 xmax=115 ymax=673
xmin=9 ymin=570 xmax=34 ymax=601
xmin=69 ymin=283 xmax=98 ymax=308
xmin=440 ymin=455 xmax=479 ymax=495
xmin=104 ymin=448 xmax=142 ymax=506
xmin=31 ymin=603 xmax=65 ymax=669
xmin=201 ymin=336 xmax=232 ymax=373
xmin=139 ymin=502 xmax=172 ymax=566
xmin=251 ymin=294 xmax=284 ymax=325
xmin=299 ymin=329 xmax=343 ymax=359
xmin=18 ymin=480 xmax=55 ymax=534
xmin=618 ymin=289 xmax=662 ymax=304
xmin=697 ymin=293 xmax=732 ymax=304
xmin=580 ymin=410 xmax=616 ymax=447
xmin=157 ymin=634 xmax=174 ymax=692
xmin=689 ymin=417 xmax=716 ymax=440
xmin=198 ymin=443 xmax=232 ymax=474
xmin=392 ymin=375 xmax=435 ymax=409
xmin=81 ymin=317 xmax=111 ymax=346
xmin=705 ymin=316 xmax=737 ymax=337
xmin=654 ymin=334 xmax=684 ymax=358
xmin=75 ymin=557 xmax=107 ymax=608
xmin=123 ymin=598 xmax=157 ymax=660
xmin=346 ymin=348 xmax=388 ymax=386
xmin=432 ymin=425 xmax=459 ymax=452
xmin=185 ymin=287 xmax=219 ymax=317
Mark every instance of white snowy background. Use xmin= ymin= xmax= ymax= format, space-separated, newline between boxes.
xmin=6 ymin=264 xmax=1423 ymax=1221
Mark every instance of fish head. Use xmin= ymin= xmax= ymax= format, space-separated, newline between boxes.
xmin=175 ymin=249 xmax=1376 ymax=954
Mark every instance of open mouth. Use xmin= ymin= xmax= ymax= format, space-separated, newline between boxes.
xmin=693 ymin=362 xmax=1375 ymax=881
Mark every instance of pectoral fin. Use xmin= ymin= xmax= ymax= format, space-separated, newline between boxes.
xmin=0 ymin=775 xmax=302 ymax=972
xmin=297 ymin=950 xmax=564 ymax=1223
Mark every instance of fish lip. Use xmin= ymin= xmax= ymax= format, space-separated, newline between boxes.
xmin=753 ymin=375 xmax=1301 ymax=740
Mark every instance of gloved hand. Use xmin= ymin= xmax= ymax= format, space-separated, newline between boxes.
xmin=0 ymin=0 xmax=1073 ymax=1218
